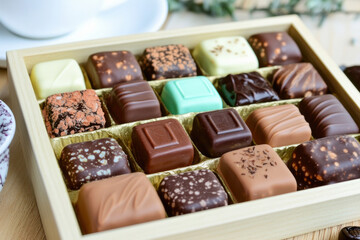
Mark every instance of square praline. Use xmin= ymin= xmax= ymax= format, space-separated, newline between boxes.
xmin=76 ymin=172 xmax=166 ymax=234
xmin=30 ymin=59 xmax=86 ymax=99
xmin=131 ymin=119 xmax=194 ymax=174
xmin=86 ymin=50 xmax=143 ymax=89
xmin=192 ymin=36 xmax=259 ymax=76
xmin=158 ymin=169 xmax=228 ymax=216
xmin=161 ymin=76 xmax=222 ymax=115
xmin=248 ymin=32 xmax=302 ymax=67
xmin=59 ymin=138 xmax=131 ymax=190
xmin=219 ymin=71 xmax=279 ymax=106
xmin=191 ymin=109 xmax=252 ymax=158
xmin=245 ymin=104 xmax=311 ymax=147
xmin=217 ymin=145 xmax=297 ymax=203
xmin=107 ymin=80 xmax=161 ymax=124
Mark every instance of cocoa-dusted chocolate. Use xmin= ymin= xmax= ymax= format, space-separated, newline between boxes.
xmin=158 ymin=169 xmax=228 ymax=216
xmin=287 ymin=136 xmax=360 ymax=190
xmin=272 ymin=63 xmax=327 ymax=99
xmin=43 ymin=89 xmax=105 ymax=138
xmin=132 ymin=118 xmax=194 ymax=174
xmin=218 ymin=145 xmax=297 ymax=203
xmin=245 ymin=104 xmax=311 ymax=147
xmin=339 ymin=226 xmax=360 ymax=240
xmin=248 ymin=32 xmax=302 ymax=67
xmin=108 ymin=80 xmax=161 ymax=124
xmin=191 ymin=109 xmax=252 ymax=158
xmin=344 ymin=66 xmax=360 ymax=91
xmin=219 ymin=71 xmax=279 ymax=106
xmin=299 ymin=94 xmax=359 ymax=138
xmin=140 ymin=44 xmax=197 ymax=80
xmin=86 ymin=51 xmax=143 ymax=89
xmin=59 ymin=138 xmax=131 ymax=190
xmin=76 ymin=172 xmax=166 ymax=234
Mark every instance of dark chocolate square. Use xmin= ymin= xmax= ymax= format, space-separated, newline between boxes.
xmin=219 ymin=71 xmax=279 ymax=106
xmin=86 ymin=51 xmax=143 ymax=89
xmin=107 ymin=80 xmax=161 ymax=124
xmin=43 ymin=89 xmax=106 ymax=138
xmin=248 ymin=32 xmax=302 ymax=67
xmin=140 ymin=44 xmax=197 ymax=80
xmin=132 ymin=119 xmax=194 ymax=174
xmin=288 ymin=136 xmax=360 ymax=190
xmin=299 ymin=94 xmax=359 ymax=138
xmin=158 ymin=169 xmax=228 ymax=216
xmin=191 ymin=109 xmax=252 ymax=158
xmin=60 ymin=138 xmax=131 ymax=190
xmin=344 ymin=66 xmax=360 ymax=91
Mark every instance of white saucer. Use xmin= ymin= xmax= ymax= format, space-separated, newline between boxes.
xmin=0 ymin=0 xmax=168 ymax=68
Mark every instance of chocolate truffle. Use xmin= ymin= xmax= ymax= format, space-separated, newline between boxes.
xmin=132 ymin=119 xmax=194 ymax=174
xmin=272 ymin=63 xmax=328 ymax=99
xmin=192 ymin=36 xmax=259 ymax=76
xmin=191 ymin=109 xmax=252 ymax=158
xmin=299 ymin=94 xmax=359 ymax=138
xmin=218 ymin=145 xmax=297 ymax=203
xmin=339 ymin=226 xmax=360 ymax=240
xmin=76 ymin=172 xmax=166 ymax=234
xmin=344 ymin=66 xmax=360 ymax=91
xmin=140 ymin=44 xmax=197 ymax=80
xmin=161 ymin=76 xmax=222 ymax=115
xmin=107 ymin=80 xmax=161 ymax=124
xmin=59 ymin=138 xmax=131 ymax=190
xmin=31 ymin=59 xmax=86 ymax=99
xmin=43 ymin=89 xmax=105 ymax=138
xmin=248 ymin=32 xmax=302 ymax=67
xmin=287 ymin=136 xmax=360 ymax=190
xmin=219 ymin=71 xmax=279 ymax=106
xmin=245 ymin=104 xmax=311 ymax=147
xmin=158 ymin=169 xmax=228 ymax=216
xmin=86 ymin=51 xmax=143 ymax=89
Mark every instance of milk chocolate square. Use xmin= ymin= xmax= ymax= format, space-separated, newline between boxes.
xmin=219 ymin=71 xmax=279 ymax=106
xmin=272 ymin=63 xmax=327 ymax=99
xmin=107 ymin=80 xmax=161 ymax=124
xmin=43 ymin=89 xmax=105 ymax=138
xmin=86 ymin=51 xmax=143 ymax=89
xmin=59 ymin=138 xmax=131 ymax=190
xmin=287 ymin=136 xmax=360 ymax=190
xmin=140 ymin=44 xmax=197 ymax=80
xmin=218 ymin=145 xmax=297 ymax=202
xmin=245 ymin=104 xmax=311 ymax=147
xmin=299 ymin=94 xmax=359 ymax=138
xmin=248 ymin=32 xmax=302 ymax=67
xmin=158 ymin=169 xmax=228 ymax=216
xmin=344 ymin=66 xmax=360 ymax=91
xmin=76 ymin=172 xmax=166 ymax=234
xmin=132 ymin=119 xmax=194 ymax=174
xmin=191 ymin=109 xmax=252 ymax=158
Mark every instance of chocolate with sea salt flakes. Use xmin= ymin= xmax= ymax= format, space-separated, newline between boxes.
xmin=59 ymin=138 xmax=131 ymax=190
xmin=158 ymin=169 xmax=228 ymax=216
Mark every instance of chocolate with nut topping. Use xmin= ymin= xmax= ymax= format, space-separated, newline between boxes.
xmin=287 ymin=135 xmax=360 ymax=190
xmin=86 ymin=51 xmax=143 ymax=89
xmin=339 ymin=226 xmax=360 ymax=240
xmin=158 ymin=169 xmax=228 ymax=216
xmin=60 ymin=138 xmax=131 ymax=190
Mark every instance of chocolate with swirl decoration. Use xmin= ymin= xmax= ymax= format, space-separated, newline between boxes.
xmin=272 ymin=63 xmax=327 ymax=99
xmin=219 ymin=71 xmax=279 ymax=106
xmin=76 ymin=172 xmax=166 ymax=234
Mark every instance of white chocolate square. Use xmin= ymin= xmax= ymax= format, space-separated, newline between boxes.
xmin=193 ymin=36 xmax=259 ymax=76
xmin=30 ymin=59 xmax=86 ymax=99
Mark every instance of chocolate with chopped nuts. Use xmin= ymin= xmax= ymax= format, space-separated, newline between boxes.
xmin=218 ymin=144 xmax=297 ymax=203
xmin=60 ymin=138 xmax=131 ymax=190
xmin=287 ymin=135 xmax=360 ymax=190
xmin=339 ymin=226 xmax=360 ymax=240
xmin=158 ymin=169 xmax=228 ymax=216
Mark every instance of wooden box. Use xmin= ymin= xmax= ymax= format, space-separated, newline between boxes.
xmin=6 ymin=15 xmax=360 ymax=240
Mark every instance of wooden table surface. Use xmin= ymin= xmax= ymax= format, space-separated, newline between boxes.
xmin=1 ymin=11 xmax=360 ymax=240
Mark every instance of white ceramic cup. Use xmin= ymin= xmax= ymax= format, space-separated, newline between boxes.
xmin=0 ymin=0 xmax=127 ymax=39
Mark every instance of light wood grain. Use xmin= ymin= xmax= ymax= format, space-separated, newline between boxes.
xmin=3 ymin=15 xmax=360 ymax=240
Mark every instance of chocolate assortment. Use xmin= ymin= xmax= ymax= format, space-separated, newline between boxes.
xmin=30 ymin=31 xmax=360 ymax=235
